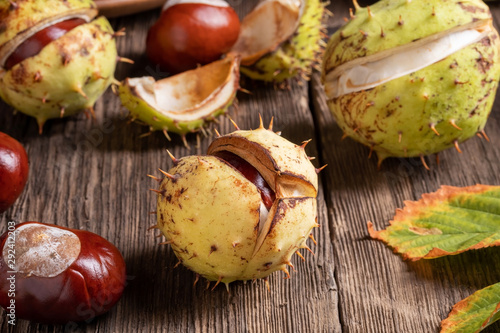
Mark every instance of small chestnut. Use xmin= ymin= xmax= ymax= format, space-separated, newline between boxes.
xmin=0 ymin=132 xmax=29 ymax=213
xmin=0 ymin=222 xmax=126 ymax=324
xmin=146 ymin=0 xmax=240 ymax=74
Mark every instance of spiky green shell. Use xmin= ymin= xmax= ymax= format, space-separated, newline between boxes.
xmin=158 ymin=155 xmax=264 ymax=283
xmin=117 ymin=82 xmax=235 ymax=137
xmin=0 ymin=0 xmax=96 ymax=52
xmin=322 ymin=0 xmax=500 ymax=162
xmin=328 ymin=29 xmax=500 ymax=160
xmin=322 ymin=0 xmax=492 ymax=73
xmin=0 ymin=17 xmax=116 ymax=127
xmin=241 ymin=0 xmax=326 ymax=82
xmin=156 ymin=127 xmax=318 ymax=285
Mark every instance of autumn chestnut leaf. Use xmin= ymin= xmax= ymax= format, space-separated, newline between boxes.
xmin=146 ymin=0 xmax=240 ymax=74
xmin=368 ymin=184 xmax=500 ymax=332
xmin=441 ymin=282 xmax=500 ymax=333
xmin=368 ymin=184 xmax=500 ymax=260
xmin=0 ymin=222 xmax=127 ymax=324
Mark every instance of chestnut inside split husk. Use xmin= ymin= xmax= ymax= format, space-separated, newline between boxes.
xmin=153 ymin=119 xmax=322 ymax=289
xmin=0 ymin=0 xmax=118 ymax=131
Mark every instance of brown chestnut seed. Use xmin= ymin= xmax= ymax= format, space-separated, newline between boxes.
xmin=146 ymin=0 xmax=240 ymax=74
xmin=0 ymin=132 xmax=29 ymax=213
xmin=4 ymin=18 xmax=86 ymax=70
xmin=0 ymin=222 xmax=126 ymax=324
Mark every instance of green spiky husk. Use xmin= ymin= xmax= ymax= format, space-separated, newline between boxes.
xmin=117 ymin=84 xmax=236 ymax=137
xmin=0 ymin=16 xmax=116 ymax=126
xmin=240 ymin=0 xmax=326 ymax=82
xmin=327 ymin=29 xmax=500 ymax=161
xmin=156 ymin=127 xmax=318 ymax=285
xmin=322 ymin=0 xmax=492 ymax=73
xmin=0 ymin=0 xmax=96 ymax=51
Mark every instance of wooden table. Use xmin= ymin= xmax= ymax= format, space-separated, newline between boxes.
xmin=1 ymin=0 xmax=499 ymax=332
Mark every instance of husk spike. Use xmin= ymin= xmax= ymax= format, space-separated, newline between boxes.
xmin=315 ymin=164 xmax=327 ymax=173
xmin=480 ymin=130 xmax=490 ymax=142
xmin=258 ymin=114 xmax=264 ymax=129
xmin=158 ymin=168 xmax=177 ymax=180
xmin=352 ymin=0 xmax=360 ymax=11
xmin=281 ymin=267 xmax=291 ymax=279
xmin=193 ymin=274 xmax=200 ymax=287
xmin=163 ymin=129 xmax=172 ymax=141
xmin=309 ymin=233 xmax=317 ymax=245
xmin=166 ymin=150 xmax=179 ymax=165
xmin=449 ymin=119 xmax=462 ymax=130
xmin=230 ymin=118 xmax=240 ymax=130
xmin=117 ymin=56 xmax=134 ymax=64
xmin=453 ymin=140 xmax=462 ymax=153
xmin=302 ymin=244 xmax=315 ymax=255
xmin=420 ymin=155 xmax=430 ymax=170
xmin=173 ymin=259 xmax=182 ymax=269
xmin=430 ymin=124 xmax=440 ymax=136
xmin=149 ymin=188 xmax=165 ymax=195
xmin=181 ymin=135 xmax=189 ymax=149
xmin=147 ymin=174 xmax=161 ymax=182
xmin=211 ymin=276 xmax=223 ymax=291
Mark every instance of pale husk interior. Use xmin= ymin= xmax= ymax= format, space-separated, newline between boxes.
xmin=324 ymin=20 xmax=491 ymax=99
xmin=126 ymin=56 xmax=239 ymax=121
xmin=231 ymin=0 xmax=302 ymax=65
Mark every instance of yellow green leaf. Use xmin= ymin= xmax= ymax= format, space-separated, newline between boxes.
xmin=368 ymin=185 xmax=500 ymax=260
xmin=441 ymin=282 xmax=500 ymax=333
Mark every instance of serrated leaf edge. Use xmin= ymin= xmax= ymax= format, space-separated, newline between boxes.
xmin=368 ymin=184 xmax=500 ymax=261
xmin=440 ymin=282 xmax=500 ymax=333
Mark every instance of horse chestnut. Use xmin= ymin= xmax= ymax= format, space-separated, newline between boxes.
xmin=0 ymin=0 xmax=118 ymax=130
xmin=0 ymin=222 xmax=126 ymax=324
xmin=0 ymin=132 xmax=29 ymax=213
xmin=154 ymin=122 xmax=320 ymax=287
xmin=146 ymin=0 xmax=240 ymax=74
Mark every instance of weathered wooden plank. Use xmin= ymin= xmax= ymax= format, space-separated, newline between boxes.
xmin=0 ymin=2 xmax=340 ymax=332
xmin=313 ymin=1 xmax=500 ymax=332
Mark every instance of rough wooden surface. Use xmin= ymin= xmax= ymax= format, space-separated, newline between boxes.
xmin=0 ymin=0 xmax=499 ymax=332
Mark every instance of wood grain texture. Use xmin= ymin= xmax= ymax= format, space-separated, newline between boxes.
xmin=0 ymin=0 xmax=499 ymax=332
xmin=0 ymin=2 xmax=339 ymax=333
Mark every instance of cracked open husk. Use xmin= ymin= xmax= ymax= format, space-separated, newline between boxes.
xmin=231 ymin=0 xmax=326 ymax=82
xmin=0 ymin=0 xmax=117 ymax=131
xmin=321 ymin=0 xmax=500 ymax=166
xmin=154 ymin=123 xmax=319 ymax=287
xmin=119 ymin=55 xmax=240 ymax=140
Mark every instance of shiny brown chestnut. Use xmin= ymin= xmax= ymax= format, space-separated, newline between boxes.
xmin=4 ymin=18 xmax=86 ymax=71
xmin=0 ymin=132 xmax=29 ymax=213
xmin=146 ymin=0 xmax=240 ymax=74
xmin=0 ymin=222 xmax=126 ymax=324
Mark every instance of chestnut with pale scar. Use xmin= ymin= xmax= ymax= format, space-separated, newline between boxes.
xmin=0 ymin=222 xmax=126 ymax=324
